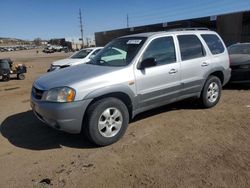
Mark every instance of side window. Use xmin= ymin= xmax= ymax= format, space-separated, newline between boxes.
xmin=201 ymin=34 xmax=225 ymax=55
xmin=104 ymin=48 xmax=122 ymax=56
xmin=178 ymin=35 xmax=205 ymax=61
xmin=92 ymin=49 xmax=101 ymax=55
xmin=142 ymin=36 xmax=176 ymax=66
xmin=101 ymin=47 xmax=127 ymax=65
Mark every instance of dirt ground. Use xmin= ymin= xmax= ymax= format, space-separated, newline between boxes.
xmin=0 ymin=49 xmax=250 ymax=188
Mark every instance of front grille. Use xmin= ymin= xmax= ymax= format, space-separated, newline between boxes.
xmin=231 ymin=67 xmax=250 ymax=81
xmin=32 ymin=87 xmax=44 ymax=100
xmin=231 ymin=64 xmax=250 ymax=70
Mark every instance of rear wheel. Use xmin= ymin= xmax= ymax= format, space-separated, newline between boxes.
xmin=17 ymin=73 xmax=25 ymax=80
xmin=85 ymin=97 xmax=129 ymax=146
xmin=200 ymin=76 xmax=222 ymax=108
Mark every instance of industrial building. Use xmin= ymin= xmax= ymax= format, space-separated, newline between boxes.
xmin=95 ymin=10 xmax=250 ymax=46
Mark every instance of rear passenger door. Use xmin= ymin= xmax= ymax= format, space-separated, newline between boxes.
xmin=134 ymin=36 xmax=181 ymax=109
xmin=177 ymin=34 xmax=209 ymax=95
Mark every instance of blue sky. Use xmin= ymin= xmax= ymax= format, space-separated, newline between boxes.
xmin=0 ymin=0 xmax=250 ymax=40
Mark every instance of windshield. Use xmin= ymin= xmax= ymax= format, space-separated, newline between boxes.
xmin=88 ymin=37 xmax=146 ymax=67
xmin=228 ymin=44 xmax=250 ymax=55
xmin=71 ymin=49 xmax=93 ymax=59
xmin=0 ymin=60 xmax=10 ymax=69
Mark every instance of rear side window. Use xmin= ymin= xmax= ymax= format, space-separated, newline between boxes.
xmin=201 ymin=34 xmax=225 ymax=55
xmin=178 ymin=35 xmax=205 ymax=61
xmin=92 ymin=49 xmax=101 ymax=55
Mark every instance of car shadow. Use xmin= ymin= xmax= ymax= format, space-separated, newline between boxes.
xmin=0 ymin=77 xmax=21 ymax=82
xmin=0 ymin=110 xmax=95 ymax=150
xmin=1 ymin=99 xmax=201 ymax=150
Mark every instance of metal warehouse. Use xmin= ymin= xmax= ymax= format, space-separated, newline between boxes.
xmin=95 ymin=10 xmax=250 ymax=46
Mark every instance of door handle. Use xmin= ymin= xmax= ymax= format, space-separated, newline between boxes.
xmin=169 ymin=69 xmax=178 ymax=74
xmin=201 ymin=62 xmax=209 ymax=67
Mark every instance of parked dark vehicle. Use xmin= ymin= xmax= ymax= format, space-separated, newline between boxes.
xmin=228 ymin=43 xmax=250 ymax=82
xmin=0 ymin=48 xmax=6 ymax=52
xmin=0 ymin=59 xmax=11 ymax=81
xmin=0 ymin=58 xmax=27 ymax=81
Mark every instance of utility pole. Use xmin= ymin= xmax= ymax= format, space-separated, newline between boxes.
xmin=86 ymin=37 xmax=90 ymax=47
xmin=79 ymin=8 xmax=84 ymax=48
xmin=127 ymin=14 xmax=129 ymax=28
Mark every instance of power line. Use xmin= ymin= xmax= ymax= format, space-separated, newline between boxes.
xmin=130 ymin=2 xmax=210 ymax=21
xmin=127 ymin=14 xmax=129 ymax=28
xmin=128 ymin=1 xmax=250 ymax=27
xmin=129 ymin=0 xmax=248 ymax=19
xmin=128 ymin=1 xmax=180 ymax=17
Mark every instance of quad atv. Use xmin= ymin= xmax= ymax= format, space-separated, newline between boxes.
xmin=0 ymin=58 xmax=27 ymax=81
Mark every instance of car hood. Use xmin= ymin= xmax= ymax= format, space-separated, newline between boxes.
xmin=230 ymin=54 xmax=250 ymax=66
xmin=52 ymin=58 xmax=88 ymax=66
xmin=34 ymin=64 xmax=122 ymax=91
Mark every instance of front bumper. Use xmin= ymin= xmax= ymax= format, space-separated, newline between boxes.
xmin=31 ymin=96 xmax=92 ymax=134
xmin=230 ymin=67 xmax=250 ymax=82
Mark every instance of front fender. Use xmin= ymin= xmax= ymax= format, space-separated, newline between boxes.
xmin=84 ymin=84 xmax=137 ymax=105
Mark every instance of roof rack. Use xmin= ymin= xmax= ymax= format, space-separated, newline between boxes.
xmin=167 ymin=27 xmax=210 ymax=31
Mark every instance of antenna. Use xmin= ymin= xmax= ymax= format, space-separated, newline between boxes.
xmin=127 ymin=14 xmax=129 ymax=28
xmin=79 ymin=9 xmax=84 ymax=48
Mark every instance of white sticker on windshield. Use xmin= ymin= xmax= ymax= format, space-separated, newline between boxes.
xmin=127 ymin=40 xmax=142 ymax=44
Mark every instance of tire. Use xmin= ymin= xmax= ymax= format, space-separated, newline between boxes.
xmin=2 ymin=74 xmax=10 ymax=81
xmin=200 ymin=76 xmax=222 ymax=108
xmin=17 ymin=73 xmax=25 ymax=80
xmin=85 ymin=97 xmax=129 ymax=146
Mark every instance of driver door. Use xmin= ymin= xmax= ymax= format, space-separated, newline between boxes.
xmin=134 ymin=36 xmax=181 ymax=109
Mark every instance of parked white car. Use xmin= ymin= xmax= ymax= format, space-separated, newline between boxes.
xmin=48 ymin=47 xmax=103 ymax=71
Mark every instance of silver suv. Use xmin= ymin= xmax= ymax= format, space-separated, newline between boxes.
xmin=31 ymin=29 xmax=231 ymax=146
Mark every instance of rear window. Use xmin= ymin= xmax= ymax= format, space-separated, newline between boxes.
xmin=201 ymin=34 xmax=225 ymax=55
xmin=178 ymin=35 xmax=205 ymax=61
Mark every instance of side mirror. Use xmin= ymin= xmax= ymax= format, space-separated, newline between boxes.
xmin=89 ymin=55 xmax=95 ymax=59
xmin=137 ymin=58 xmax=157 ymax=69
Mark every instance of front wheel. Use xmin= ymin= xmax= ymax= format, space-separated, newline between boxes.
xmin=85 ymin=97 xmax=129 ymax=146
xmin=200 ymin=76 xmax=222 ymax=108
xmin=2 ymin=74 xmax=10 ymax=81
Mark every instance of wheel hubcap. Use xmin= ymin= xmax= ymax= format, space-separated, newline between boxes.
xmin=207 ymin=82 xmax=219 ymax=103
xmin=98 ymin=108 xmax=123 ymax=138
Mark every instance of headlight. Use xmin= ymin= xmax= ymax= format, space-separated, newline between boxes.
xmin=42 ymin=87 xmax=75 ymax=102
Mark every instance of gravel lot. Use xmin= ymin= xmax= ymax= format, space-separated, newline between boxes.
xmin=0 ymin=49 xmax=250 ymax=188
